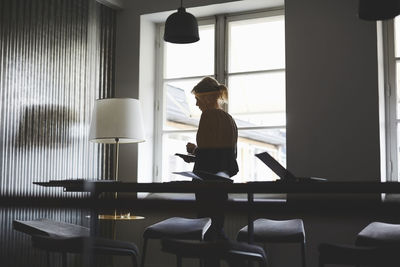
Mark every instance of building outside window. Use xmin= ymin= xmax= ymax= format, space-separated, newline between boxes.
xmin=155 ymin=9 xmax=286 ymax=183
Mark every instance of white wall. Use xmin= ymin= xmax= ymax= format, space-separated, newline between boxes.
xmin=286 ymin=0 xmax=380 ymax=181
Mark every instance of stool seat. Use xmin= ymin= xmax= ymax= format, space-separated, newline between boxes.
xmin=13 ymin=219 xmax=90 ymax=238
xmin=143 ymin=217 xmax=211 ymax=240
xmin=161 ymin=239 xmax=267 ymax=267
xmin=237 ymin=218 xmax=305 ymax=243
xmin=141 ymin=217 xmax=211 ymax=267
xmin=237 ymin=218 xmax=306 ymax=267
xmin=356 ymin=222 xmax=400 ymax=246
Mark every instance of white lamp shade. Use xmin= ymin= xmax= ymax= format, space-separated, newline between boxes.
xmin=89 ymin=98 xmax=145 ymax=144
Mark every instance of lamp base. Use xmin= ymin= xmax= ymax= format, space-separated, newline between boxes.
xmin=98 ymin=212 xmax=145 ymax=220
xmin=86 ymin=212 xmax=145 ymax=220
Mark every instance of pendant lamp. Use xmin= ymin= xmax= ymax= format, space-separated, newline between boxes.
xmin=358 ymin=0 xmax=400 ymax=21
xmin=164 ymin=0 xmax=199 ymax=44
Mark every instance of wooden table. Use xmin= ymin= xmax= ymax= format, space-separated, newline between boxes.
xmin=34 ymin=180 xmax=400 ymax=242
xmin=34 ymin=180 xmax=400 ymax=194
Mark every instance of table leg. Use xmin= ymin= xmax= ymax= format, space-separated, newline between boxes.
xmin=247 ymin=192 xmax=254 ymax=244
xmin=90 ymin=192 xmax=100 ymax=236
xmin=90 ymin=208 xmax=98 ymax=236
xmin=89 ymin=193 xmax=100 ymax=267
xmin=247 ymin=192 xmax=254 ymax=267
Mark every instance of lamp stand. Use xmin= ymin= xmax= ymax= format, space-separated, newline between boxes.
xmin=113 ymin=137 xmax=128 ymax=218
xmin=114 ymin=138 xmax=120 ymax=219
xmin=98 ymin=138 xmax=144 ymax=221
xmin=115 ymin=137 xmax=119 ymax=181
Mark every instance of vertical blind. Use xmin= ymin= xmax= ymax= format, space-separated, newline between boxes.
xmin=0 ymin=0 xmax=115 ymax=198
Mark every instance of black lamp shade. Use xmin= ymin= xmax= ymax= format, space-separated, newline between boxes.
xmin=358 ymin=0 xmax=400 ymax=21
xmin=164 ymin=7 xmax=200 ymax=44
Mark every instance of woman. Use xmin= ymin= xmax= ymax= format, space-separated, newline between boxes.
xmin=186 ymin=77 xmax=238 ymax=241
xmin=186 ymin=77 xmax=238 ymax=178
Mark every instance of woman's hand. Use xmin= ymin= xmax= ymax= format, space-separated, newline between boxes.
xmin=186 ymin=142 xmax=197 ymax=154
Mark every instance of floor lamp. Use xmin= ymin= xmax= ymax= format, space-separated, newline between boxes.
xmin=89 ymin=98 xmax=145 ymax=220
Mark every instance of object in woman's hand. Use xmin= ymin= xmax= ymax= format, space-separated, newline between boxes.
xmin=175 ymin=153 xmax=196 ymax=163
xmin=193 ymin=170 xmax=233 ymax=183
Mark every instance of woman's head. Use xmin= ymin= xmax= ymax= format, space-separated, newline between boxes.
xmin=192 ymin=77 xmax=228 ymax=111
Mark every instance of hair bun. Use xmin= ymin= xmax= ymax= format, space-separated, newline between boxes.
xmin=218 ymin=84 xmax=227 ymax=91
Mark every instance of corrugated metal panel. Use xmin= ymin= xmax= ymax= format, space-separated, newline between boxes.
xmin=0 ymin=0 xmax=115 ymax=198
xmin=0 ymin=0 xmax=116 ymax=266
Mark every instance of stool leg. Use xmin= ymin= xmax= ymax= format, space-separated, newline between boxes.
xmin=46 ymin=251 xmax=50 ymax=267
xmin=132 ymin=255 xmax=138 ymax=267
xmin=318 ymin=256 xmax=324 ymax=267
xmin=62 ymin=252 xmax=67 ymax=267
xmin=262 ymin=243 xmax=267 ymax=267
xmin=259 ymin=260 xmax=267 ymax=267
xmin=141 ymin=238 xmax=148 ymax=267
xmin=301 ymin=242 xmax=306 ymax=267
xmin=177 ymin=255 xmax=182 ymax=267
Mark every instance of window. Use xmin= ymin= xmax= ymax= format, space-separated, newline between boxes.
xmin=155 ymin=10 xmax=286 ymax=183
xmin=385 ymin=17 xmax=400 ymax=181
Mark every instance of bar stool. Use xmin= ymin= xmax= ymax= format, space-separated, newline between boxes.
xmin=355 ymin=222 xmax=400 ymax=266
xmin=141 ymin=217 xmax=211 ymax=267
xmin=318 ymin=222 xmax=400 ymax=267
xmin=161 ymin=238 xmax=267 ymax=267
xmin=13 ymin=218 xmax=139 ymax=267
xmin=236 ymin=218 xmax=306 ymax=267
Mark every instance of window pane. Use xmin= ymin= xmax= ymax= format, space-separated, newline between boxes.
xmin=164 ymin=79 xmax=204 ymax=130
xmin=164 ymin=24 xmax=215 ymax=79
xmin=398 ymin=123 xmax=400 ymax=179
xmin=158 ymin=12 xmax=287 ymax=184
xmin=395 ymin=17 xmax=400 ymax=57
xmin=228 ymin=15 xmax=285 ymax=73
xmin=397 ymin=62 xmax=400 ymax=119
xmin=162 ymin=132 xmax=196 ymax=182
xmin=228 ymin=72 xmax=286 ymax=127
xmin=235 ymin=129 xmax=286 ymax=182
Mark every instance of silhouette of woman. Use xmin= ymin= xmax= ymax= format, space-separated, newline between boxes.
xmin=185 ymin=77 xmax=238 ymax=241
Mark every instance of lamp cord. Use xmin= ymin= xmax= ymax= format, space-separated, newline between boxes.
xmin=180 ymin=0 xmax=183 ymax=8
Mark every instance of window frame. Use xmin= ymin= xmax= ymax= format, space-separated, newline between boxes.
xmin=383 ymin=19 xmax=398 ymax=182
xmin=154 ymin=18 xmax=217 ymax=182
xmin=154 ymin=8 xmax=286 ymax=183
